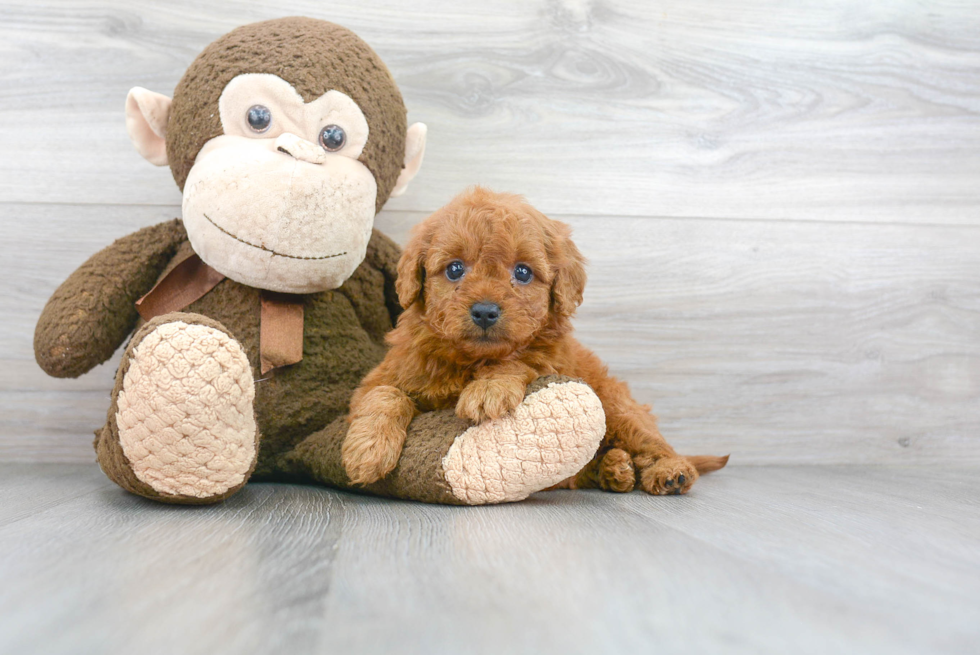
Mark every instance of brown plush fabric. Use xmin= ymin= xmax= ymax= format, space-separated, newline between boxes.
xmin=117 ymin=224 xmax=401 ymax=479
xmin=525 ymin=374 xmax=580 ymax=396
xmin=166 ymin=17 xmax=408 ymax=212
xmin=282 ymin=410 xmax=471 ymax=505
xmin=94 ymin=313 xmax=254 ymax=505
xmin=48 ymin=217 xmax=406 ymax=503
xmin=34 ymin=219 xmax=188 ymax=378
xmin=78 ymin=220 xmax=486 ymax=504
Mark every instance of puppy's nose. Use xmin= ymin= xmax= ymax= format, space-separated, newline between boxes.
xmin=470 ymin=302 xmax=500 ymax=330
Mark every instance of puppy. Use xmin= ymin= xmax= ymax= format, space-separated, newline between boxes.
xmin=342 ymin=187 xmax=728 ymax=494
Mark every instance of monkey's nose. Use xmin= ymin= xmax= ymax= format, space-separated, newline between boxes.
xmin=274 ymin=133 xmax=326 ymax=165
xmin=470 ymin=302 xmax=500 ymax=330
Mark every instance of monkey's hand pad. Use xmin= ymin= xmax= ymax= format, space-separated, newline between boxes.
xmin=442 ymin=377 xmax=605 ymax=504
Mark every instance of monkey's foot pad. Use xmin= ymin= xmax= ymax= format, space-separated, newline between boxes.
xmin=442 ymin=379 xmax=605 ymax=504
xmin=115 ymin=320 xmax=257 ymax=498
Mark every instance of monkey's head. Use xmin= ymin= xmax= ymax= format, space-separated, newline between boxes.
xmin=124 ymin=17 xmax=426 ymax=294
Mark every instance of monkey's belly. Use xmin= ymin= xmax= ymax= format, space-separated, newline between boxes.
xmin=173 ymin=275 xmax=388 ymax=476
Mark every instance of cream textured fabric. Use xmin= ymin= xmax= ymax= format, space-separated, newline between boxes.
xmin=125 ymin=86 xmax=171 ymax=166
xmin=116 ymin=321 xmax=257 ymax=498
xmin=181 ymin=135 xmax=377 ymax=294
xmin=442 ymin=381 xmax=605 ymax=504
xmin=389 ymin=122 xmax=427 ymax=197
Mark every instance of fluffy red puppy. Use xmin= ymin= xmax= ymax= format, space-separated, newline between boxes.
xmin=341 ymin=187 xmax=727 ymax=493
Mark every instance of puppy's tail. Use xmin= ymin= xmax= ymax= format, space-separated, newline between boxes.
xmin=684 ymin=454 xmax=730 ymax=474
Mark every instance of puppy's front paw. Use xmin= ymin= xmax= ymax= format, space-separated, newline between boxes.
xmin=456 ymin=377 xmax=526 ymax=422
xmin=342 ymin=415 xmax=406 ymax=485
xmin=639 ymin=456 xmax=699 ymax=496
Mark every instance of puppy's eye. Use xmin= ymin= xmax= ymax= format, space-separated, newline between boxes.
xmin=445 ymin=260 xmax=466 ymax=281
xmin=513 ymin=264 xmax=533 ymax=284
xmin=247 ymin=105 xmax=272 ymax=133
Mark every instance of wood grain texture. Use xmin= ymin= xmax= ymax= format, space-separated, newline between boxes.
xmin=1 ymin=463 xmax=977 ymax=655
xmin=2 ymin=2 xmax=979 ymax=464
xmin=4 ymin=202 xmax=978 ymax=464
xmin=1 ymin=1 xmax=980 ymax=223
xmin=0 ymin=463 xmax=112 ymax=527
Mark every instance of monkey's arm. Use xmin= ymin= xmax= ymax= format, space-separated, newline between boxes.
xmin=34 ymin=219 xmax=188 ymax=378
xmin=337 ymin=229 xmax=403 ymax=345
xmin=364 ymin=228 xmax=403 ymax=327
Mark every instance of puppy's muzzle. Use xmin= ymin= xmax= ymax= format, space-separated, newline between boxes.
xmin=470 ymin=302 xmax=500 ymax=330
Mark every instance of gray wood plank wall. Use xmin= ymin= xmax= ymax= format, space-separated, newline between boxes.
xmin=2 ymin=1 xmax=978 ymax=464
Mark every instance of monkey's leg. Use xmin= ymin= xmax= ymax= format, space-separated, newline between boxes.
xmin=95 ymin=313 xmax=259 ymax=504
xmin=281 ymin=376 xmax=605 ymax=505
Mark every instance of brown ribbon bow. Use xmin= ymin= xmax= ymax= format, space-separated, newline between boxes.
xmin=135 ymin=252 xmax=305 ymax=374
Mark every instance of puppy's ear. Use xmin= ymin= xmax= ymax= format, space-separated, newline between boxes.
xmin=396 ymin=220 xmax=434 ymax=308
xmin=546 ymin=219 xmax=587 ymax=318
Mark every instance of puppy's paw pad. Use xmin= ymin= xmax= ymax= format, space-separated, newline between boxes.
xmin=598 ymin=448 xmax=636 ymax=493
xmin=639 ymin=457 xmax=699 ymax=496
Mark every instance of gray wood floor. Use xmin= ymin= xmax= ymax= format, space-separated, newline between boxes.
xmin=1 ymin=463 xmax=977 ymax=655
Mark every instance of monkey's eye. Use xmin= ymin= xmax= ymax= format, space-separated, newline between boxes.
xmin=246 ymin=105 xmax=272 ymax=133
xmin=445 ymin=260 xmax=465 ymax=282
xmin=319 ymin=124 xmax=346 ymax=151
xmin=513 ymin=264 xmax=533 ymax=284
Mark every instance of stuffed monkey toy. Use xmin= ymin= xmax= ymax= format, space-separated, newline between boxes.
xmin=34 ymin=17 xmax=605 ymax=505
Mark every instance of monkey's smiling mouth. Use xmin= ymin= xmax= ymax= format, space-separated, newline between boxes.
xmin=202 ymin=213 xmax=347 ymax=261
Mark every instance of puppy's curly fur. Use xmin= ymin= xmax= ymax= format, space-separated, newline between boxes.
xmin=342 ymin=187 xmax=728 ymax=493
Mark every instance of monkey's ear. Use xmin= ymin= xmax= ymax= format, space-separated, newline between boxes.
xmin=125 ymin=87 xmax=172 ymax=166
xmin=389 ymin=123 xmax=427 ymax=198
xmin=395 ymin=218 xmax=434 ymax=308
